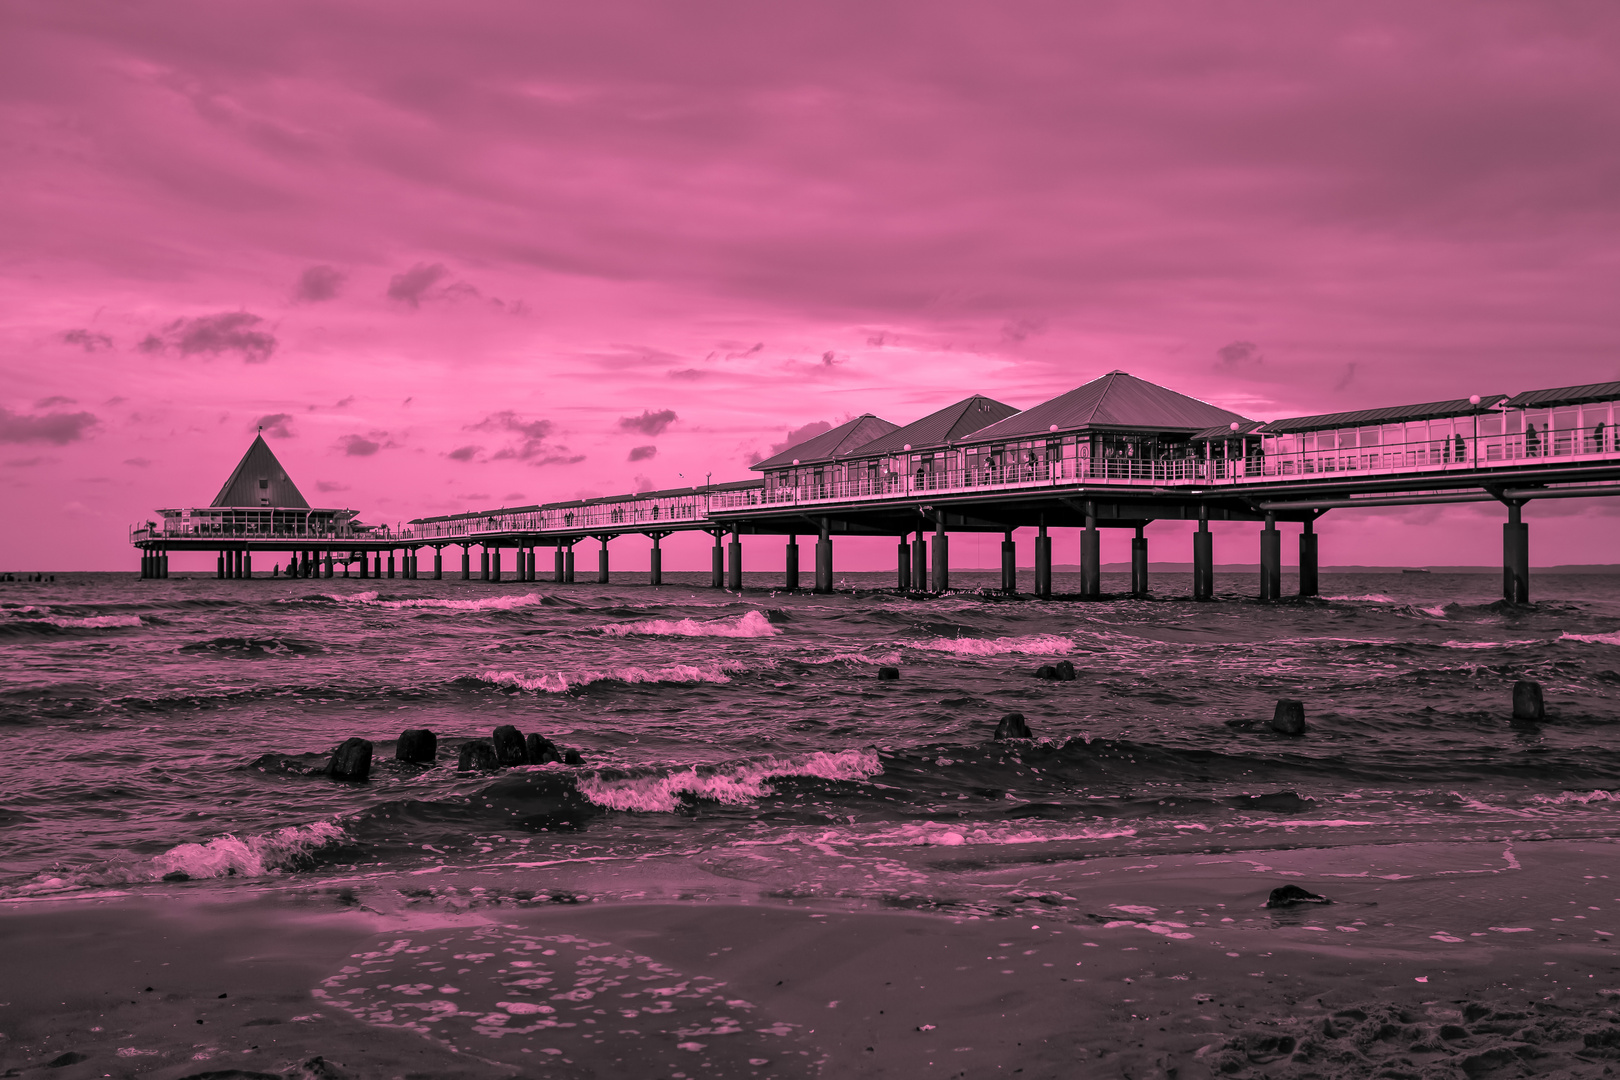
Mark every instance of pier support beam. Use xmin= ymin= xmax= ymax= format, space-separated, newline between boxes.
xmin=911 ymin=527 xmax=927 ymax=592
xmin=932 ymin=519 xmax=949 ymax=593
xmin=598 ymin=537 xmax=611 ymax=584
xmin=726 ymin=526 xmax=742 ymax=591
xmin=1035 ymin=524 xmax=1051 ymax=599
xmin=528 ymin=548 xmax=537 ymax=582
xmin=480 ymin=548 xmax=489 ymax=581
xmin=815 ymin=520 xmax=833 ymax=594
xmin=1001 ymin=531 xmax=1016 ymax=594
xmin=896 ymin=537 xmax=910 ymax=591
xmin=565 ymin=545 xmax=575 ymax=583
xmin=1503 ymin=501 xmax=1529 ymax=603
xmin=242 ymin=551 xmax=252 ymax=579
xmin=324 ymin=552 xmax=333 ymax=579
xmin=387 ymin=552 xmax=396 ymax=579
xmin=460 ymin=546 xmax=470 ymax=581
xmin=649 ymin=533 xmax=666 ymax=586
xmin=1131 ymin=524 xmax=1148 ymax=598
xmin=1299 ymin=517 xmax=1319 ymax=597
xmin=554 ymin=547 xmax=565 ymax=583
xmin=162 ymin=550 xmax=168 ymax=578
xmin=1193 ymin=517 xmax=1213 ymax=601
xmin=785 ymin=535 xmax=799 ymax=591
xmin=1080 ymin=515 xmax=1100 ymax=599
xmin=358 ymin=553 xmax=367 ymax=579
xmin=492 ymin=548 xmax=502 ymax=583
xmin=217 ymin=553 xmax=225 ymax=579
xmin=710 ymin=531 xmax=724 ymax=589
xmin=1259 ymin=514 xmax=1281 ymax=601
xmin=374 ymin=552 xmax=383 ymax=579
xmin=433 ymin=548 xmax=443 ymax=580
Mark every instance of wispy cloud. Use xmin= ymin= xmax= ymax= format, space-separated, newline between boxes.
xmin=0 ymin=407 xmax=99 ymax=445
xmin=294 ymin=264 xmax=346 ymax=303
xmin=139 ymin=312 xmax=276 ymax=363
xmin=619 ymin=408 xmax=677 ymax=436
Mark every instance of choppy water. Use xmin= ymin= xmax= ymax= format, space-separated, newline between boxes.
xmin=3 ymin=570 xmax=1620 ymax=905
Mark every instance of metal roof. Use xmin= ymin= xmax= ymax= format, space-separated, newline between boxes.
xmin=845 ymin=395 xmax=1020 ymax=458
xmin=750 ymin=414 xmax=899 ymax=471
xmin=1502 ymin=382 xmax=1620 ymax=409
xmin=1260 ymin=395 xmax=1508 ymax=435
xmin=1191 ymin=420 xmax=1267 ymax=442
xmin=211 ymin=434 xmax=310 ymax=509
xmin=962 ymin=371 xmax=1252 ymax=442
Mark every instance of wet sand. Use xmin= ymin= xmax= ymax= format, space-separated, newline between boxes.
xmin=3 ymin=840 xmax=1619 ymax=1079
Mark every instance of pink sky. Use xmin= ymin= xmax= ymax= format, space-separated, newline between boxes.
xmin=5 ymin=1 xmax=1620 ymax=572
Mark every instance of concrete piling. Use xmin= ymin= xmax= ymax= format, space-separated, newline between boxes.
xmin=1299 ymin=517 xmax=1319 ymax=597
xmin=480 ymin=549 xmax=489 ymax=581
xmin=726 ymin=527 xmax=742 ymax=591
xmin=709 ymin=532 xmax=724 ymax=588
xmin=1130 ymin=524 xmax=1148 ymax=597
xmin=433 ymin=548 xmax=443 ymax=579
xmin=1260 ymin=514 xmax=1281 ymax=601
xmin=460 ymin=545 xmax=470 ymax=581
xmin=554 ymin=546 xmax=566 ymax=583
xmin=1001 ymin=531 xmax=1016 ymax=594
xmin=1503 ymin=501 xmax=1529 ymax=603
xmin=1512 ymin=680 xmax=1545 ymax=720
xmin=564 ymin=545 xmax=575 ymax=583
xmin=932 ymin=520 xmax=949 ymax=592
xmin=815 ymin=521 xmax=833 ymax=593
xmin=1035 ymin=525 xmax=1051 ymax=598
xmin=896 ymin=538 xmax=910 ymax=591
xmin=1080 ymin=516 xmax=1100 ymax=599
xmin=1193 ymin=516 xmax=1213 ymax=601
xmin=784 ymin=535 xmax=798 ymax=590
xmin=911 ymin=528 xmax=927 ymax=593
xmin=598 ymin=538 xmax=610 ymax=584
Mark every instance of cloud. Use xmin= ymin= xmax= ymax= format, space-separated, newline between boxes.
xmin=315 ymin=480 xmax=350 ymax=493
xmin=334 ymin=395 xmax=355 ymax=408
xmin=4 ymin=456 xmax=54 ymax=467
xmin=338 ymin=434 xmax=384 ymax=456
xmin=619 ymin=408 xmax=677 ymax=436
xmin=61 ymin=330 xmax=112 ymax=352
xmin=668 ymin=368 xmax=708 ymax=380
xmin=628 ymin=444 xmax=657 ymax=461
xmin=768 ymin=420 xmax=832 ymax=457
xmin=466 ymin=411 xmax=581 ymax=464
xmin=139 ymin=312 xmax=276 ymax=363
xmin=123 ymin=457 xmax=152 ymax=467
xmin=35 ymin=395 xmax=77 ymax=408
xmin=294 ymin=264 xmax=346 ymax=303
xmin=386 ymin=263 xmax=450 ymax=308
xmin=253 ymin=412 xmax=295 ymax=438
xmin=0 ymin=407 xmax=99 ymax=445
xmin=446 ymin=444 xmax=482 ymax=462
xmin=1217 ymin=341 xmax=1263 ymax=368
xmin=633 ymin=474 xmax=656 ymax=492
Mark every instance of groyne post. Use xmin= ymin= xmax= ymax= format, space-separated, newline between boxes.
xmin=785 ymin=534 xmax=800 ymax=590
xmin=815 ymin=519 xmax=833 ymax=593
xmin=1080 ymin=511 xmax=1100 ymax=599
xmin=1035 ymin=522 xmax=1051 ymax=598
xmin=1193 ymin=514 xmax=1213 ymax=601
xmin=1131 ymin=523 xmax=1148 ymax=597
xmin=1001 ymin=530 xmax=1016 ymax=594
xmin=1299 ymin=515 xmax=1320 ymax=597
xmin=932 ymin=518 xmax=949 ymax=592
xmin=726 ymin=525 xmax=742 ymax=591
xmin=1503 ymin=500 xmax=1529 ymax=603
xmin=1260 ymin=513 xmax=1281 ymax=601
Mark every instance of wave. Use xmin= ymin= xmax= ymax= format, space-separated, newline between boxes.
xmin=466 ymin=662 xmax=746 ymax=693
xmin=597 ymin=609 xmax=781 ymax=638
xmin=575 ymin=749 xmax=883 ymax=812
xmin=1559 ymin=630 xmax=1620 ymax=646
xmin=1526 ymin=789 xmax=1619 ymax=806
xmin=0 ymin=614 xmax=144 ymax=636
xmin=1322 ymin=593 xmax=1399 ymax=603
xmin=329 ymin=590 xmax=552 ymax=612
xmin=908 ymin=633 xmax=1074 ymax=657
xmin=177 ymin=636 xmax=326 ymax=657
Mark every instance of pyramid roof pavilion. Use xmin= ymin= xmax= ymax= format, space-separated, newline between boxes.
xmin=211 ymin=434 xmax=311 ymax=508
xmin=847 ymin=395 xmax=1020 ymax=457
xmin=965 ymin=371 xmax=1251 ymax=442
xmin=751 ymin=414 xmax=900 ymax=471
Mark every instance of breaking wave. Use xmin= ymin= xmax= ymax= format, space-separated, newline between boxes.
xmin=909 ymin=633 xmax=1074 ymax=657
xmin=467 ymin=662 xmax=747 ymax=693
xmin=0 ymin=613 xmax=144 ymax=635
xmin=597 ymin=609 xmax=781 ymax=638
xmin=575 ymin=749 xmax=884 ymax=812
xmin=1560 ymin=630 xmax=1620 ymax=646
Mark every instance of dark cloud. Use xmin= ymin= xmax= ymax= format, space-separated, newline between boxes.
xmin=253 ymin=412 xmax=295 ymax=438
xmin=334 ymin=395 xmax=356 ymax=408
xmin=61 ymin=330 xmax=112 ymax=352
xmin=667 ymin=368 xmax=708 ymax=380
xmin=4 ymin=456 xmax=53 ymax=467
xmin=294 ymin=264 xmax=346 ymax=303
xmin=0 ymin=407 xmax=99 ymax=445
xmin=338 ymin=434 xmax=381 ymax=456
xmin=123 ymin=457 xmax=152 ymax=467
xmin=386 ymin=263 xmax=450 ymax=308
xmin=1217 ymin=341 xmax=1263 ymax=368
xmin=139 ymin=311 xmax=276 ymax=363
xmin=35 ymin=395 xmax=77 ymax=408
xmin=628 ymin=444 xmax=657 ymax=461
xmin=619 ymin=408 xmax=677 ymax=436
xmin=315 ymin=480 xmax=350 ymax=493
xmin=633 ymin=474 xmax=656 ymax=492
xmin=768 ymin=420 xmax=831 ymax=457
xmin=446 ymin=444 xmax=482 ymax=462
xmin=467 ymin=411 xmax=579 ymax=464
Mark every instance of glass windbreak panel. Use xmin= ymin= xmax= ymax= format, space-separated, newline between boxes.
xmin=1359 ymin=426 xmax=1380 ymax=446
xmin=1478 ymin=413 xmax=1502 ymax=437
xmin=1554 ymin=408 xmax=1577 ymax=433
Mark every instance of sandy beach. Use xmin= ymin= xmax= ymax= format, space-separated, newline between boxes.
xmin=4 ymin=838 xmax=1619 ymax=1079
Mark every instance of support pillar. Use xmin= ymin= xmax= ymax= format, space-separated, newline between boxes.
xmin=527 ymin=549 xmax=536 ymax=582
xmin=1260 ymin=513 xmax=1281 ymax=601
xmin=554 ymin=547 xmax=566 ymax=583
xmin=565 ymin=545 xmax=575 ymax=583
xmin=492 ymin=548 xmax=502 ymax=583
xmin=161 ymin=551 xmax=168 ymax=578
xmin=1193 ymin=517 xmax=1213 ymax=601
xmin=710 ymin=533 xmax=724 ymax=589
xmin=242 ymin=550 xmax=252 ymax=579
xmin=649 ymin=534 xmax=664 ymax=586
xmin=911 ymin=528 xmax=927 ymax=592
xmin=374 ymin=552 xmax=383 ymax=578
xmin=1504 ymin=502 xmax=1529 ymax=603
xmin=598 ymin=538 xmax=610 ymax=584
xmin=784 ymin=535 xmax=799 ymax=591
xmin=1001 ymin=531 xmax=1017 ymax=594
xmin=1131 ymin=525 xmax=1148 ymax=597
xmin=324 ymin=552 xmax=333 ymax=579
xmin=896 ymin=538 xmax=910 ymax=591
xmin=460 ymin=546 xmax=470 ymax=581
xmin=1298 ymin=517 xmax=1319 ymax=597
xmin=217 ymin=552 xmax=225 ymax=579
xmin=932 ymin=519 xmax=949 ymax=593
xmin=1035 ymin=523 xmax=1051 ymax=599
xmin=1080 ymin=516 xmax=1100 ymax=599
xmin=387 ymin=552 xmax=396 ymax=579
xmin=480 ymin=549 xmax=489 ymax=581
xmin=140 ymin=551 xmax=149 ymax=579
xmin=726 ymin=526 xmax=742 ymax=591
xmin=815 ymin=520 xmax=833 ymax=594
xmin=433 ymin=548 xmax=443 ymax=580
xmin=358 ymin=553 xmax=368 ymax=579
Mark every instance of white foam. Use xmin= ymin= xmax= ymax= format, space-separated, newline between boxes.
xmin=1322 ymin=594 xmax=1398 ymax=603
xmin=804 ymin=651 xmax=903 ymax=667
xmin=373 ymin=593 xmax=547 ymax=612
xmin=11 ymin=614 xmax=143 ymax=629
xmin=1527 ymin=789 xmax=1619 ymax=806
xmin=575 ymin=750 xmax=883 ymax=812
xmin=842 ymin=821 xmax=1137 ymax=847
xmin=909 ymin=634 xmax=1074 ymax=657
xmin=473 ymin=662 xmax=743 ymax=693
xmin=597 ymin=610 xmax=780 ymax=638
xmin=1560 ymin=630 xmax=1620 ymax=646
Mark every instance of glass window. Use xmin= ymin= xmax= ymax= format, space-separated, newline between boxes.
xmin=1359 ymin=427 xmax=1380 ymax=447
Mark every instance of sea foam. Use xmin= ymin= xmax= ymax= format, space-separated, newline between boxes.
xmin=597 ymin=609 xmax=780 ymax=638
xmin=472 ymin=662 xmax=743 ymax=693
xmin=1559 ymin=630 xmax=1620 ymax=646
xmin=6 ymin=614 xmax=144 ymax=630
xmin=909 ymin=633 xmax=1074 ymax=657
xmin=575 ymin=749 xmax=882 ymax=812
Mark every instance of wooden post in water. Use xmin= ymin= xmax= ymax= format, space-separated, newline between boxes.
xmin=1503 ymin=500 xmax=1529 ymax=603
xmin=1193 ymin=515 xmax=1213 ymax=601
xmin=1299 ymin=516 xmax=1319 ymax=597
xmin=1080 ymin=513 xmax=1100 ymax=599
xmin=1259 ymin=513 xmax=1281 ymax=601
xmin=1131 ymin=523 xmax=1148 ymax=597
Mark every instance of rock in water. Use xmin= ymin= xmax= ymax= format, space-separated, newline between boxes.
xmin=563 ymin=749 xmax=585 ymax=765
xmin=458 ymin=741 xmax=499 ymax=771
xmin=327 ymin=737 xmax=373 ymax=781
xmin=1512 ymin=680 xmax=1545 ymax=721
xmin=395 ymin=728 xmax=437 ymax=764
xmin=526 ymin=732 xmax=561 ymax=763
xmin=492 ymin=724 xmax=528 ymax=766
xmin=1265 ymin=884 xmax=1331 ymax=908
xmin=1270 ymin=699 xmax=1306 ymax=735
xmin=994 ymin=712 xmax=1033 ymax=740
xmin=877 ymin=666 xmax=900 ymax=681
xmin=1034 ymin=664 xmax=1059 ymax=680
xmin=1053 ymin=659 xmax=1076 ymax=681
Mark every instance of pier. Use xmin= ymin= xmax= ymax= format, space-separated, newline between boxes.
xmin=130 ymin=373 xmax=1620 ymax=602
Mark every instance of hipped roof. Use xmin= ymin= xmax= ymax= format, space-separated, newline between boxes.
xmin=211 ymin=434 xmax=310 ymax=508
xmin=964 ymin=371 xmax=1251 ymax=442
xmin=847 ymin=395 xmax=1021 ymax=457
xmin=751 ymin=414 xmax=899 ymax=471
xmin=1261 ymin=395 xmax=1508 ymax=435
xmin=1503 ymin=382 xmax=1620 ymax=409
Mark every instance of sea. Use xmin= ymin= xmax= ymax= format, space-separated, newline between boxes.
xmin=3 ymin=570 xmax=1620 ymax=909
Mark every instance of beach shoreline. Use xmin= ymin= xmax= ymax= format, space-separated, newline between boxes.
xmin=4 ymin=838 xmax=1618 ymax=1079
